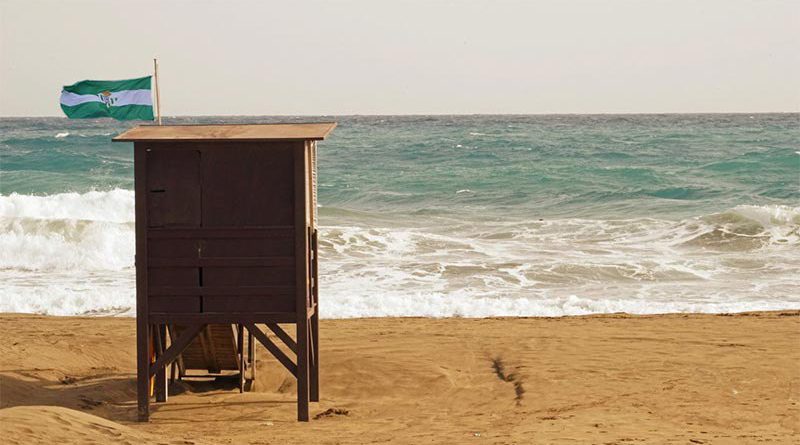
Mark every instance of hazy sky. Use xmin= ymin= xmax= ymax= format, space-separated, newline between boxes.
xmin=1 ymin=0 xmax=798 ymax=116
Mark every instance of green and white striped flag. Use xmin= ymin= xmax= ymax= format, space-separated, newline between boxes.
xmin=60 ymin=76 xmax=154 ymax=121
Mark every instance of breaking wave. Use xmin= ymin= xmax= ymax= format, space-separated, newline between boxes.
xmin=0 ymin=190 xmax=798 ymax=316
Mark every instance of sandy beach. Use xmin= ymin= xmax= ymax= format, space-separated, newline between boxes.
xmin=1 ymin=311 xmax=797 ymax=444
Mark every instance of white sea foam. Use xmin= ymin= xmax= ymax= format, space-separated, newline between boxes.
xmin=1 ymin=190 xmax=798 ymax=317
xmin=55 ymin=132 xmax=69 ymax=138
xmin=0 ymin=189 xmax=135 ymax=223
xmin=0 ymin=270 xmax=134 ymax=316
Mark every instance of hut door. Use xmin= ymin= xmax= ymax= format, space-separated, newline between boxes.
xmin=146 ymin=147 xmax=203 ymax=313
xmin=146 ymin=148 xmax=202 ymax=227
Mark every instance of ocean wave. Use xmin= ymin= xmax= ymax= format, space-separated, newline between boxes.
xmin=0 ymin=217 xmax=134 ymax=271
xmin=0 ymin=271 xmax=134 ymax=316
xmin=0 ymin=190 xmax=797 ymax=317
xmin=0 ymin=191 xmax=136 ymax=272
xmin=685 ymin=205 xmax=800 ymax=249
xmin=0 ymin=189 xmax=135 ymax=223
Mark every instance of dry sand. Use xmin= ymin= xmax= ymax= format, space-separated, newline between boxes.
xmin=1 ymin=312 xmax=798 ymax=444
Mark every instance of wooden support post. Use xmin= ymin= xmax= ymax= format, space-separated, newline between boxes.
xmin=154 ymin=324 xmax=168 ymax=402
xmin=310 ymin=310 xmax=319 ymax=402
xmin=237 ymin=324 xmax=245 ymax=393
xmin=310 ymin=228 xmax=320 ymax=402
xmin=294 ymin=143 xmax=310 ymax=422
xmin=247 ymin=329 xmax=256 ymax=382
xmin=138 ymin=324 xmax=151 ymax=421
xmin=134 ymin=144 xmax=150 ymax=422
xmin=296 ymin=314 xmax=310 ymax=421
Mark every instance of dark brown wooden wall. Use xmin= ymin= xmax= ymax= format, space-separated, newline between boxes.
xmin=144 ymin=142 xmax=301 ymax=315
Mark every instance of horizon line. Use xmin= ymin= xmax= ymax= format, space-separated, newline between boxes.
xmin=2 ymin=111 xmax=799 ymax=119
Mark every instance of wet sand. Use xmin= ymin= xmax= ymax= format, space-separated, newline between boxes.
xmin=1 ymin=311 xmax=798 ymax=444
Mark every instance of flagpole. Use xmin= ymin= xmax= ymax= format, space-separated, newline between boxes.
xmin=153 ymin=58 xmax=162 ymax=125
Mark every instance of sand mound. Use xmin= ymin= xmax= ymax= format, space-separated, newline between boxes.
xmin=0 ymin=406 xmax=208 ymax=445
xmin=1 ymin=406 xmax=139 ymax=444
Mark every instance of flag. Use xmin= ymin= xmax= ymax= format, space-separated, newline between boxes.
xmin=60 ymin=76 xmax=154 ymax=120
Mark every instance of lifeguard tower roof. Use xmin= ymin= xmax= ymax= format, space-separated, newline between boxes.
xmin=114 ymin=122 xmax=337 ymax=142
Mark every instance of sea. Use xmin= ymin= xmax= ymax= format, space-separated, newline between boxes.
xmin=1 ymin=114 xmax=798 ymax=318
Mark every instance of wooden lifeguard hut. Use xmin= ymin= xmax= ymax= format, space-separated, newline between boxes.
xmin=113 ymin=122 xmax=336 ymax=421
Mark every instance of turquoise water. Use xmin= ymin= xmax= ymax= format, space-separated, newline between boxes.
xmin=1 ymin=114 xmax=798 ymax=316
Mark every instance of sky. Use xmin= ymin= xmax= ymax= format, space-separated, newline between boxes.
xmin=1 ymin=0 xmax=798 ymax=116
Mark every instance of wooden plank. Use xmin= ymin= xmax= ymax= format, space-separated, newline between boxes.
xmin=202 ymin=238 xmax=294 ymax=258
xmin=238 ymin=325 xmax=245 ymax=393
xmin=310 ymin=141 xmax=318 ymax=227
xmin=148 ymin=267 xmax=198 ymax=286
xmin=247 ymin=329 xmax=256 ymax=382
xmin=148 ymin=257 xmax=294 ymax=267
xmin=149 ymin=312 xmax=297 ymax=324
xmin=148 ymin=227 xmax=294 ymax=239
xmin=147 ymin=239 xmax=197 ymax=257
xmin=113 ymin=122 xmax=337 ymax=142
xmin=244 ymin=322 xmax=297 ymax=377
xmin=294 ymin=142 xmax=310 ymax=422
xmin=203 ymin=267 xmax=294 ymax=286
xmin=202 ymin=296 xmax=295 ymax=314
xmin=154 ymin=325 xmax=167 ymax=403
xmin=266 ymin=323 xmax=297 ymax=354
xmin=134 ymin=143 xmax=150 ymax=422
xmin=148 ymin=296 xmax=201 ymax=313
xmin=311 ymin=227 xmax=320 ymax=402
xmin=310 ymin=310 xmax=319 ymax=402
xmin=149 ymin=285 xmax=294 ymax=296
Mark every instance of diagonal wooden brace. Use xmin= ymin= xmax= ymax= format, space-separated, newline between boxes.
xmin=266 ymin=323 xmax=297 ymax=353
xmin=244 ymin=322 xmax=297 ymax=377
xmin=149 ymin=324 xmax=206 ymax=377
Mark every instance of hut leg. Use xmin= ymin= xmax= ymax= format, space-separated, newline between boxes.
xmin=296 ymin=317 xmax=310 ymax=421
xmin=237 ymin=324 xmax=245 ymax=393
xmin=247 ymin=329 xmax=256 ymax=388
xmin=310 ymin=228 xmax=320 ymax=402
xmin=154 ymin=324 xmax=168 ymax=402
xmin=137 ymin=323 xmax=150 ymax=421
xmin=310 ymin=311 xmax=319 ymax=402
xmin=248 ymin=330 xmax=255 ymax=376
